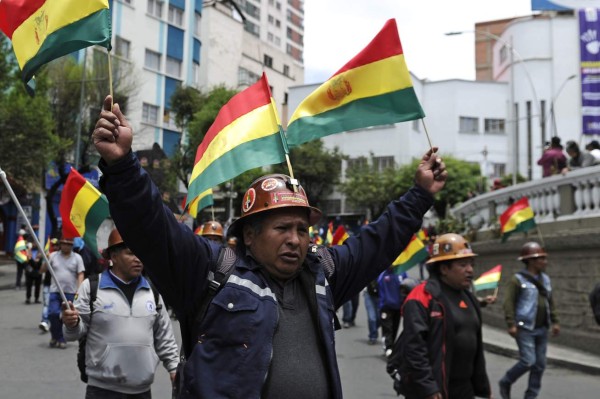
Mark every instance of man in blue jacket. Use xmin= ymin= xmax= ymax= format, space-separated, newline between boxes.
xmin=91 ymin=95 xmax=447 ymax=398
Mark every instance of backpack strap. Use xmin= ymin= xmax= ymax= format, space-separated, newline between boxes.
xmin=146 ymin=278 xmax=163 ymax=312
xmin=517 ymin=271 xmax=549 ymax=298
xmin=88 ymin=273 xmax=100 ymax=319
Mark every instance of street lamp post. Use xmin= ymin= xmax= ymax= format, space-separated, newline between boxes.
xmin=549 ymin=74 xmax=577 ymax=138
xmin=446 ymin=30 xmax=542 ymax=184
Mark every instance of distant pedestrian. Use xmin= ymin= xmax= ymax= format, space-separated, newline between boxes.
xmin=40 ymin=236 xmax=84 ymax=349
xmin=13 ymin=229 xmax=29 ymax=290
xmin=363 ymin=280 xmax=380 ymax=345
xmin=341 ymin=294 xmax=360 ymax=328
xmin=378 ymin=268 xmax=406 ymax=357
xmin=585 ymin=140 xmax=600 ymax=164
xmin=197 ymin=220 xmax=224 ymax=243
xmin=73 ymin=237 xmax=101 ymax=278
xmin=24 ymin=246 xmax=43 ymax=304
xmin=498 ymin=242 xmax=560 ymax=399
xmin=389 ymin=233 xmax=491 ymax=399
xmin=38 ymin=238 xmax=59 ymax=333
xmin=537 ymin=136 xmax=567 ymax=177
xmin=562 ymin=140 xmax=595 ymax=173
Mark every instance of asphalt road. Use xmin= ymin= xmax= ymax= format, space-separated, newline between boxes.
xmin=0 ymin=272 xmax=597 ymax=398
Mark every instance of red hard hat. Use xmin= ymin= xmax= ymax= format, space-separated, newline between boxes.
xmin=228 ymin=174 xmax=322 ymax=237
xmin=102 ymin=229 xmax=125 ymax=259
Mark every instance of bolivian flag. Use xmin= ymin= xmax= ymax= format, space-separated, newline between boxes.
xmin=59 ymin=169 xmax=110 ymax=255
xmin=286 ymin=18 xmax=424 ymax=147
xmin=186 ymin=73 xmax=286 ymax=206
xmin=14 ymin=236 xmax=28 ymax=263
xmin=0 ymin=0 xmax=111 ymax=90
xmin=499 ymin=197 xmax=536 ymax=242
xmin=473 ymin=265 xmax=502 ymax=291
xmin=325 ymin=222 xmax=334 ymax=246
xmin=331 ymin=225 xmax=349 ymax=246
xmin=392 ymin=235 xmax=428 ymax=274
xmin=183 ymin=189 xmax=214 ymax=219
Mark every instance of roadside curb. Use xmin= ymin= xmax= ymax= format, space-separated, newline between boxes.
xmin=483 ymin=340 xmax=600 ymax=376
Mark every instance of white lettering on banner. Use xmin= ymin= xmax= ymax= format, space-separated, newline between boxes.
xmin=582 ymin=106 xmax=600 ymax=116
xmin=583 ymin=92 xmax=600 ymax=101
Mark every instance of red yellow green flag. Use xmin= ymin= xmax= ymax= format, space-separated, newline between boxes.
xmin=0 ymin=0 xmax=112 ymax=89
xmin=331 ymin=225 xmax=349 ymax=246
xmin=286 ymin=18 xmax=424 ymax=147
xmin=499 ymin=197 xmax=536 ymax=242
xmin=14 ymin=235 xmax=28 ymax=263
xmin=325 ymin=222 xmax=334 ymax=246
xmin=59 ymin=169 xmax=110 ymax=255
xmin=392 ymin=235 xmax=429 ymax=274
xmin=183 ymin=189 xmax=214 ymax=219
xmin=186 ymin=73 xmax=286 ymax=206
xmin=473 ymin=265 xmax=502 ymax=291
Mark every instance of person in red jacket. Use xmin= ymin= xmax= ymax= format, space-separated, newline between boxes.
xmin=389 ymin=233 xmax=491 ymax=399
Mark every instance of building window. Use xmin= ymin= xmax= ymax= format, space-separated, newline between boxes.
xmin=194 ymin=12 xmax=201 ymax=36
xmin=166 ymin=56 xmax=182 ymax=77
xmin=142 ymin=103 xmax=159 ymax=124
xmin=245 ymin=1 xmax=260 ymax=19
xmin=493 ymin=163 xmax=506 ymax=177
xmin=275 ymin=19 xmax=281 ymax=28
xmin=412 ymin=119 xmax=420 ymax=132
xmin=276 ymin=1 xmax=281 ymax=10
xmin=115 ymin=36 xmax=131 ymax=59
xmin=264 ymin=54 xmax=273 ymax=68
xmin=374 ymin=156 xmax=395 ymax=171
xmin=193 ymin=63 xmax=200 ymax=84
xmin=268 ymin=15 xmax=274 ymax=24
xmin=499 ymin=45 xmax=509 ymax=64
xmin=283 ymin=64 xmax=290 ymax=77
xmin=484 ymin=118 xmax=505 ymax=134
xmin=284 ymin=91 xmax=288 ymax=104
xmin=147 ymin=0 xmax=163 ymax=18
xmin=274 ymin=36 xmax=281 ymax=46
xmin=267 ymin=32 xmax=274 ymax=42
xmin=347 ymin=157 xmax=367 ymax=171
xmin=145 ymin=49 xmax=161 ymax=71
xmin=168 ymin=5 xmax=184 ymax=26
xmin=238 ymin=67 xmax=260 ymax=86
xmin=163 ymin=109 xmax=178 ymax=129
xmin=244 ymin=20 xmax=260 ymax=36
xmin=459 ymin=116 xmax=479 ymax=133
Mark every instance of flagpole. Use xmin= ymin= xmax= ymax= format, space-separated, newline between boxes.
xmin=536 ymin=225 xmax=546 ymax=248
xmin=107 ymin=51 xmax=114 ymax=105
xmin=420 ymin=119 xmax=435 ymax=153
xmin=493 ymin=286 xmax=499 ymax=299
xmin=0 ymin=167 xmax=70 ymax=306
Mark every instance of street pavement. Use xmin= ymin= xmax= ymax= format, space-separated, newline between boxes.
xmin=1 ymin=260 xmax=600 ymax=398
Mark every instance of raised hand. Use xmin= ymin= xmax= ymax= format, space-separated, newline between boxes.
xmin=93 ymin=95 xmax=133 ymax=165
xmin=414 ymin=147 xmax=448 ymax=195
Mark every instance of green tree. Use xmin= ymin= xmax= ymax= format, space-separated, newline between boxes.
xmin=340 ymin=155 xmax=400 ymax=219
xmin=272 ymin=140 xmax=345 ymax=208
xmin=170 ymin=85 xmax=238 ymax=187
xmin=0 ymin=36 xmax=55 ymax=193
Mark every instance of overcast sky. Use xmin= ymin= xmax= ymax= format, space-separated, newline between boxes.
xmin=303 ymin=0 xmax=534 ymax=84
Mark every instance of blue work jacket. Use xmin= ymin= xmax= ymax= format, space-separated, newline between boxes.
xmin=99 ymin=152 xmax=434 ymax=398
xmin=514 ymin=271 xmax=553 ymax=331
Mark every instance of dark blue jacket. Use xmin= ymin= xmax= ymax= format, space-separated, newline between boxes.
xmin=99 ymin=152 xmax=434 ymax=398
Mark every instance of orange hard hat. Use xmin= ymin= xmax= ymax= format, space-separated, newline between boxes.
xmin=228 ymin=174 xmax=322 ymax=237
xmin=199 ymin=221 xmax=224 ymax=238
xmin=102 ymin=228 xmax=125 ymax=259
xmin=426 ymin=233 xmax=477 ymax=264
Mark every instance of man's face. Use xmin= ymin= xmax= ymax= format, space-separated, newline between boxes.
xmin=243 ymin=207 xmax=310 ymax=281
xmin=110 ymin=247 xmax=144 ymax=282
xmin=60 ymin=242 xmax=73 ymax=255
xmin=440 ymin=257 xmax=475 ymax=290
xmin=527 ymin=256 xmax=547 ymax=274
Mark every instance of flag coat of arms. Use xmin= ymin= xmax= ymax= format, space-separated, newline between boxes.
xmin=499 ymin=197 xmax=536 ymax=242
xmin=0 ymin=0 xmax=112 ymax=88
xmin=286 ymin=18 xmax=424 ymax=147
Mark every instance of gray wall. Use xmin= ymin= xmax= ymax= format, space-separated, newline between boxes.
xmin=472 ymin=230 xmax=600 ymax=355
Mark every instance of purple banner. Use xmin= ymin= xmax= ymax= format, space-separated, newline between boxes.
xmin=580 ymin=9 xmax=600 ymax=134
